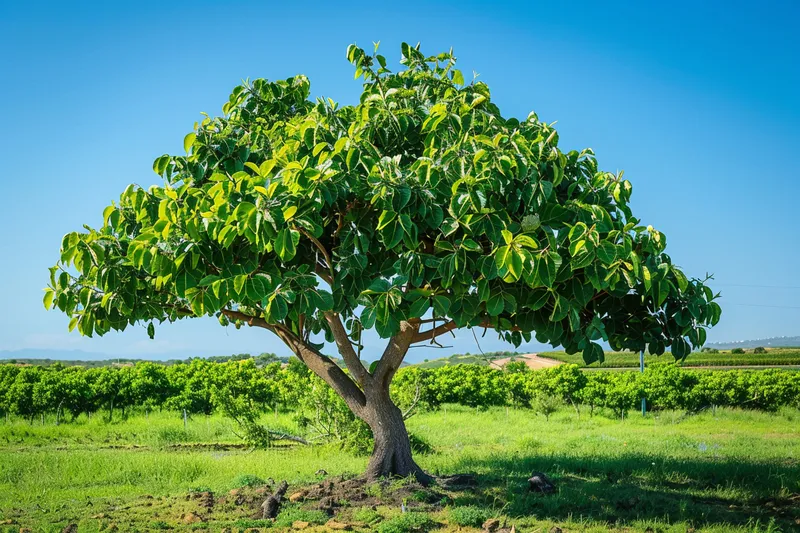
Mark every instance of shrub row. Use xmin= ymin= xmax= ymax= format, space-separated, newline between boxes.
xmin=1 ymin=359 xmax=798 ymax=424
xmin=392 ymin=363 xmax=800 ymax=415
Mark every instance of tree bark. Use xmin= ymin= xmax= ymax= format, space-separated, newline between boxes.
xmin=227 ymin=308 xmax=431 ymax=482
xmin=361 ymin=388 xmax=431 ymax=484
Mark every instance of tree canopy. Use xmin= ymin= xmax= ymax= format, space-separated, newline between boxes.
xmin=46 ymin=42 xmax=719 ymax=366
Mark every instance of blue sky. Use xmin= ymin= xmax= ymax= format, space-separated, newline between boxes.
xmin=1 ymin=0 xmax=798 ymax=361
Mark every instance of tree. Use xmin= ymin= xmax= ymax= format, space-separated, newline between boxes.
xmin=45 ymin=42 xmax=719 ymax=482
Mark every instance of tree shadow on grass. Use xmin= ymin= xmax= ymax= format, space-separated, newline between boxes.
xmin=438 ymin=452 xmax=800 ymax=530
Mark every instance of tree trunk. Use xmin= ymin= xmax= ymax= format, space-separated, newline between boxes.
xmin=361 ymin=390 xmax=430 ymax=484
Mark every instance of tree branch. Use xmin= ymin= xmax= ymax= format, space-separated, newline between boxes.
xmin=409 ymin=317 xmax=522 ymax=345
xmin=297 ymin=227 xmax=335 ymax=282
xmin=324 ymin=312 xmax=370 ymax=387
xmin=373 ymin=321 xmax=419 ymax=388
xmin=410 ymin=320 xmax=458 ymax=344
xmin=221 ymin=308 xmax=367 ymax=415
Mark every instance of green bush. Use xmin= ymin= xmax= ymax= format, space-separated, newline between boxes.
xmin=376 ymin=512 xmax=436 ymax=533
xmin=353 ymin=506 xmax=382 ymax=524
xmin=531 ymin=392 xmax=561 ymax=421
xmin=753 ymin=347 xmax=766 ymax=354
xmin=231 ymin=474 xmax=265 ymax=488
xmin=731 ymin=348 xmax=746 ymax=354
xmin=449 ymin=505 xmax=491 ymax=527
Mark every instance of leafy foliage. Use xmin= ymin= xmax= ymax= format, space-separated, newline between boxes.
xmin=46 ymin=42 xmax=718 ymax=366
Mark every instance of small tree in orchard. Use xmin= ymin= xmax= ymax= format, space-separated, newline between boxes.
xmin=45 ymin=42 xmax=720 ymax=482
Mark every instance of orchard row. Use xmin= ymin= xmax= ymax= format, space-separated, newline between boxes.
xmin=1 ymin=359 xmax=798 ymax=423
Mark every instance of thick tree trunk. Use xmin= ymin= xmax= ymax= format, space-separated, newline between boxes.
xmin=361 ymin=390 xmax=431 ymax=484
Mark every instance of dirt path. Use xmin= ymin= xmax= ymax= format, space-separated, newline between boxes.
xmin=489 ymin=353 xmax=564 ymax=370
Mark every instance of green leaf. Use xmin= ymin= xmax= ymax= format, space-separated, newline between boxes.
xmin=460 ymin=239 xmax=482 ymax=252
xmin=183 ymin=132 xmax=196 ymax=154
xmin=233 ymin=274 xmax=247 ymax=296
xmin=43 ymin=288 xmax=55 ymax=310
xmin=274 ymin=229 xmax=300 ymax=261
xmin=452 ymin=69 xmax=464 ymax=85
xmin=315 ymin=290 xmax=334 ymax=311
xmin=486 ymin=293 xmax=504 ymax=316
xmin=376 ymin=210 xmax=397 ymax=230
xmin=583 ymin=342 xmax=604 ymax=365
xmin=672 ymin=267 xmax=689 ymax=292
xmin=246 ymin=277 xmax=269 ymax=302
xmin=597 ymin=242 xmax=617 ymax=265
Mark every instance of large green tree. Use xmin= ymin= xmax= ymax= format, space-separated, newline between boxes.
xmin=46 ymin=42 xmax=720 ymax=481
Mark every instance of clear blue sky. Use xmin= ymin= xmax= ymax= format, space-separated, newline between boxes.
xmin=1 ymin=0 xmax=798 ymax=361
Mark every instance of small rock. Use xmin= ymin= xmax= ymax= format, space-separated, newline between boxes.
xmin=289 ymin=490 xmax=308 ymax=502
xmin=549 ymin=527 xmax=562 ymax=533
xmin=325 ymin=519 xmax=351 ymax=530
xmin=183 ymin=512 xmax=203 ymax=524
xmin=315 ymin=469 xmax=328 ymax=476
xmin=528 ymin=471 xmax=556 ymax=493
xmin=19 ymin=529 xmax=32 ymax=533
xmin=292 ymin=520 xmax=310 ymax=529
xmin=483 ymin=518 xmax=501 ymax=532
xmin=62 ymin=525 xmax=78 ymax=533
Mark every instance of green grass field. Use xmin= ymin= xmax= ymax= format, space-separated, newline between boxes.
xmin=540 ymin=348 xmax=800 ymax=368
xmin=1 ymin=406 xmax=798 ymax=532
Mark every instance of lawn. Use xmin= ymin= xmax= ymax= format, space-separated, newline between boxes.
xmin=1 ymin=406 xmax=798 ymax=532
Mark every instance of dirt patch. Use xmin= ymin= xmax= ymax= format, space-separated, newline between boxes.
xmin=490 ymin=353 xmax=564 ymax=370
xmin=297 ymin=475 xmax=450 ymax=513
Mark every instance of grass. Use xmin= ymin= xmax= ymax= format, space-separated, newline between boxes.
xmin=0 ymin=407 xmax=798 ymax=531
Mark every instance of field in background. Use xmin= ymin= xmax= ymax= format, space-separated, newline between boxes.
xmin=542 ymin=347 xmax=800 ymax=368
xmin=410 ymin=348 xmax=800 ymax=369
xmin=1 ymin=406 xmax=799 ymax=532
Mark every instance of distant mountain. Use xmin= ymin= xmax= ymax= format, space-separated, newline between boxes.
xmin=707 ymin=336 xmax=800 ymax=350
xmin=0 ymin=349 xmax=289 ymax=367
